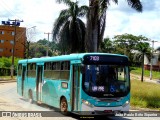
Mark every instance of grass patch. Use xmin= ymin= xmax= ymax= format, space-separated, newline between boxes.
xmin=131 ymin=79 xmax=160 ymax=110
xmin=130 ymin=67 xmax=160 ymax=80
xmin=0 ymin=76 xmax=16 ymax=79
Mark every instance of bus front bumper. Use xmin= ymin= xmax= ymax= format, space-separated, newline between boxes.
xmin=81 ymin=102 xmax=130 ymax=115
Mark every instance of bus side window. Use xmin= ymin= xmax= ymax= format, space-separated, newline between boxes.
xmin=27 ymin=63 xmax=30 ymax=70
xmin=65 ymin=61 xmax=70 ymax=70
xmin=52 ymin=62 xmax=56 ymax=70
xmin=60 ymin=61 xmax=70 ymax=80
xmin=61 ymin=62 xmax=64 ymax=70
xmin=61 ymin=61 xmax=70 ymax=70
xmin=56 ymin=62 xmax=61 ymax=70
xmin=18 ymin=64 xmax=22 ymax=76
xmin=45 ymin=62 xmax=52 ymax=70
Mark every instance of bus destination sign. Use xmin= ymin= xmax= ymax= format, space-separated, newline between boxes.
xmin=83 ymin=55 xmax=128 ymax=65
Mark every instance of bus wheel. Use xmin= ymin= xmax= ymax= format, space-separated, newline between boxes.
xmin=60 ymin=97 xmax=69 ymax=115
xmin=28 ymin=90 xmax=33 ymax=104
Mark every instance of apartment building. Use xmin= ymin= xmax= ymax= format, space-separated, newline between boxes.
xmin=0 ymin=25 xmax=26 ymax=58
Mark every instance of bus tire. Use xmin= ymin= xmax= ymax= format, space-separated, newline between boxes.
xmin=28 ymin=90 xmax=33 ymax=104
xmin=60 ymin=97 xmax=69 ymax=115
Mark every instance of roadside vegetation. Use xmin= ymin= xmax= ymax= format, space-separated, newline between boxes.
xmin=131 ymin=79 xmax=160 ymax=110
xmin=0 ymin=57 xmax=22 ymax=76
xmin=131 ymin=67 xmax=160 ymax=80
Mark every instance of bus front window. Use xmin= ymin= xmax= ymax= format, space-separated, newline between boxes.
xmin=82 ymin=65 xmax=130 ymax=97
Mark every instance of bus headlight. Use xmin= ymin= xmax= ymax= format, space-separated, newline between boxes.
xmin=122 ymin=101 xmax=129 ymax=107
xmin=82 ymin=99 xmax=94 ymax=108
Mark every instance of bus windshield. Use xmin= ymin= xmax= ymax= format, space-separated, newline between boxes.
xmin=82 ymin=65 xmax=130 ymax=98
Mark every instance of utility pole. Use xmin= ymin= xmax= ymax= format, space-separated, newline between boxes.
xmin=150 ymin=40 xmax=158 ymax=80
xmin=44 ymin=32 xmax=52 ymax=56
xmin=9 ymin=19 xmax=23 ymax=79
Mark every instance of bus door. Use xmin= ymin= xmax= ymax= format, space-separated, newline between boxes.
xmin=72 ymin=64 xmax=80 ymax=111
xmin=36 ymin=65 xmax=43 ymax=102
xmin=21 ymin=65 xmax=26 ymax=96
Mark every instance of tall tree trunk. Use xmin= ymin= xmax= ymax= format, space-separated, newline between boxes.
xmin=85 ymin=0 xmax=99 ymax=52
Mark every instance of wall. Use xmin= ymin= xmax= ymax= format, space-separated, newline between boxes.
xmin=0 ymin=25 xmax=26 ymax=58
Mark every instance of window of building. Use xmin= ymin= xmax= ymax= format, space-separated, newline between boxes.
xmin=10 ymin=49 xmax=13 ymax=53
xmin=0 ymin=48 xmax=3 ymax=52
xmin=0 ymin=31 xmax=4 ymax=34
xmin=0 ymin=40 xmax=4 ymax=43
xmin=10 ymin=40 xmax=14 ymax=45
xmin=11 ymin=32 xmax=15 ymax=36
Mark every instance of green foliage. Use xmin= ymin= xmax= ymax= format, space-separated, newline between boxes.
xmin=37 ymin=39 xmax=48 ymax=45
xmin=102 ymin=34 xmax=151 ymax=55
xmin=53 ymin=0 xmax=88 ymax=54
xmin=29 ymin=43 xmax=47 ymax=58
xmin=113 ymin=34 xmax=150 ymax=56
xmin=133 ymin=42 xmax=151 ymax=82
xmin=131 ymin=67 xmax=160 ymax=80
xmin=101 ymin=34 xmax=152 ymax=66
xmin=0 ymin=57 xmax=22 ymax=76
xmin=131 ymin=80 xmax=160 ymax=110
xmin=100 ymin=37 xmax=115 ymax=53
xmin=86 ymin=0 xmax=142 ymax=52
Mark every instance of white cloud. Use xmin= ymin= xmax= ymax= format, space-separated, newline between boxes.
xmin=104 ymin=0 xmax=160 ymax=48
xmin=0 ymin=0 xmax=67 ymax=41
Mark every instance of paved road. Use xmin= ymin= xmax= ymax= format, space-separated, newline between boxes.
xmin=0 ymin=82 xmax=159 ymax=120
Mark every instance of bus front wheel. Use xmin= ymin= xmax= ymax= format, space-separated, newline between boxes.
xmin=60 ymin=97 xmax=69 ymax=115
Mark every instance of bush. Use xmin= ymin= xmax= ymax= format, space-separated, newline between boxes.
xmin=131 ymin=80 xmax=160 ymax=110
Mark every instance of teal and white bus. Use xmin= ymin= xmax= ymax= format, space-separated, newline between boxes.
xmin=17 ymin=53 xmax=130 ymax=115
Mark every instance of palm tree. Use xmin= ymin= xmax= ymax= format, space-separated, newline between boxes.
xmin=86 ymin=0 xmax=143 ymax=52
xmin=52 ymin=0 xmax=88 ymax=54
xmin=134 ymin=42 xmax=151 ymax=82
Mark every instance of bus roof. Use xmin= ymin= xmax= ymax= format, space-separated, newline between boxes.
xmin=18 ymin=53 xmax=128 ymax=64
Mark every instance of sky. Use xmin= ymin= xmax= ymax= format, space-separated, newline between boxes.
xmin=0 ymin=0 xmax=160 ymax=49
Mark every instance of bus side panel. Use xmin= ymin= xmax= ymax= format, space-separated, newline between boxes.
xmin=17 ymin=65 xmax=26 ymax=97
xmin=23 ymin=77 xmax=37 ymax=100
xmin=17 ymin=74 xmax=22 ymax=96
xmin=42 ymin=80 xmax=71 ymax=109
xmin=42 ymin=80 xmax=60 ymax=108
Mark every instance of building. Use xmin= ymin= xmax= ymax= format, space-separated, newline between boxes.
xmin=144 ymin=51 xmax=160 ymax=71
xmin=0 ymin=25 xmax=26 ymax=58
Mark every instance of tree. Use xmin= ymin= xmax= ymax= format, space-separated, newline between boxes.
xmin=52 ymin=0 xmax=88 ymax=54
xmin=29 ymin=42 xmax=53 ymax=58
xmin=85 ymin=0 xmax=143 ymax=52
xmin=37 ymin=39 xmax=48 ymax=45
xmin=113 ymin=33 xmax=149 ymax=63
xmin=101 ymin=37 xmax=115 ymax=53
xmin=134 ymin=42 xmax=151 ymax=82
xmin=0 ymin=57 xmax=22 ymax=76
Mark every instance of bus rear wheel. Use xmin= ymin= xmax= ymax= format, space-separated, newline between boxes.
xmin=60 ymin=97 xmax=69 ymax=115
